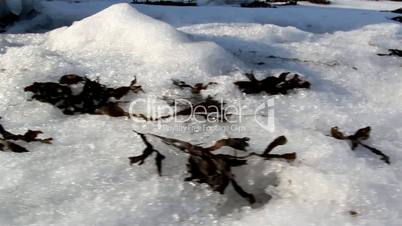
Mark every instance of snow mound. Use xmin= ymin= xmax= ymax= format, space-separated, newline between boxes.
xmin=48 ymin=3 xmax=241 ymax=77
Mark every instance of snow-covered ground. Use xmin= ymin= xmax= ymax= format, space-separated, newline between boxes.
xmin=300 ymin=0 xmax=402 ymax=10
xmin=1 ymin=1 xmax=402 ymax=226
xmin=5 ymin=0 xmax=402 ymax=33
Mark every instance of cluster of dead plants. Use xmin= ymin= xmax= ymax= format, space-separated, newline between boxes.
xmin=241 ymin=1 xmax=276 ymax=8
xmin=24 ymin=74 xmax=142 ymax=117
xmin=0 ymin=117 xmax=52 ymax=153
xmin=234 ymin=72 xmax=311 ymax=94
xmin=129 ymin=131 xmax=296 ymax=204
xmin=172 ymin=79 xmax=217 ymax=94
xmin=392 ymin=16 xmax=402 ymax=23
xmin=18 ymin=70 xmax=395 ymax=206
xmin=377 ymin=49 xmax=402 ymax=57
xmin=132 ymin=79 xmax=226 ymax=121
xmin=301 ymin=0 xmax=330 ymax=4
xmin=391 ymin=7 xmax=402 ymax=23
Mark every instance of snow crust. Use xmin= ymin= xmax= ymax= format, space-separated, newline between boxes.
xmin=1 ymin=2 xmax=402 ymax=226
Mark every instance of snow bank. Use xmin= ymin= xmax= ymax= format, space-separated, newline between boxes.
xmin=48 ymin=3 xmax=241 ymax=80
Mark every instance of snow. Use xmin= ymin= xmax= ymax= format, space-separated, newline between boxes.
xmin=36 ymin=1 xmax=401 ymax=33
xmin=302 ymin=0 xmax=402 ymax=10
xmin=48 ymin=4 xmax=241 ymax=79
xmin=4 ymin=0 xmax=402 ymax=33
xmin=1 ymin=1 xmax=402 ymax=226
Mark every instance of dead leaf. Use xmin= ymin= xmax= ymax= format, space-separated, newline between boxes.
xmin=330 ymin=126 xmax=390 ymax=164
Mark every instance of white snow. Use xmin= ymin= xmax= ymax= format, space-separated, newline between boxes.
xmin=48 ymin=4 xmax=241 ymax=79
xmin=1 ymin=1 xmax=402 ymax=226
